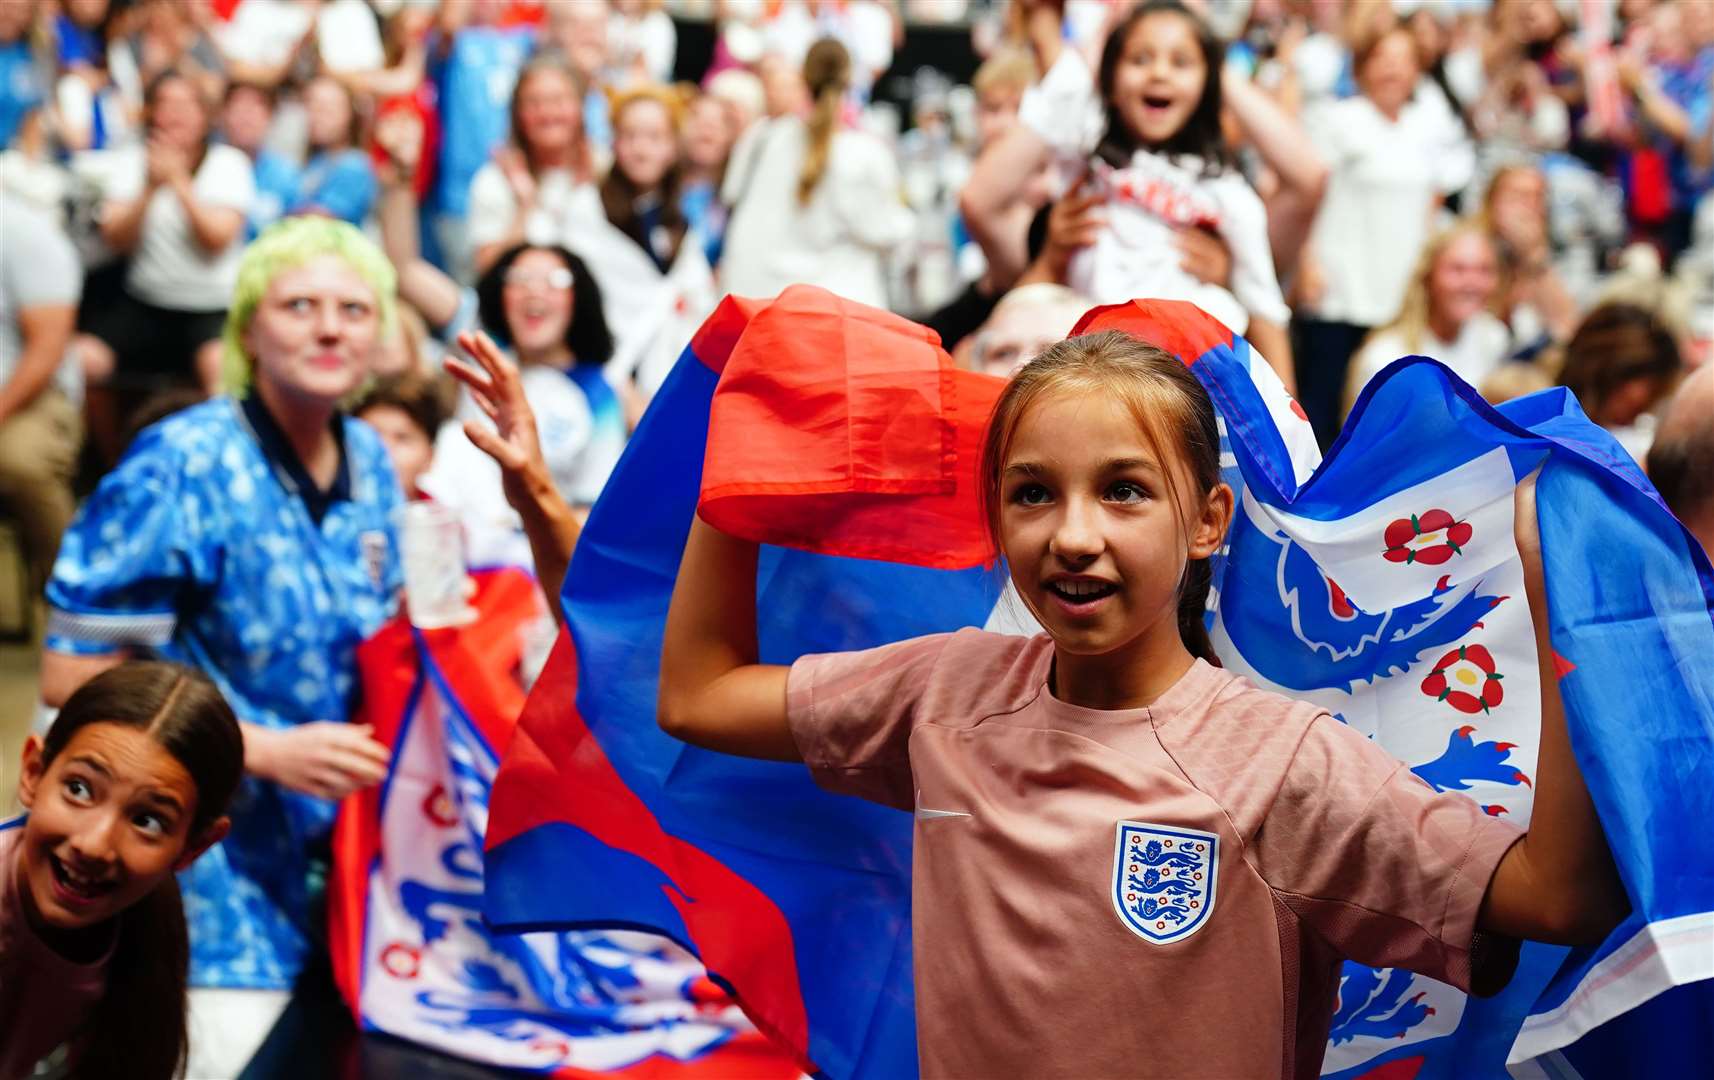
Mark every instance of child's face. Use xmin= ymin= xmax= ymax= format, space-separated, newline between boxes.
xmin=997 ymin=390 xmax=1228 ymax=663
xmin=1109 ymin=12 xmax=1208 ymax=148
xmin=360 ymin=404 xmax=435 ymax=499
xmin=1428 ymin=232 xmax=1498 ymax=330
xmin=501 ymin=249 xmax=575 ymax=357
xmin=15 ymin=723 xmax=220 ymax=932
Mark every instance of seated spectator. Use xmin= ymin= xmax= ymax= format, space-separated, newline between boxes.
xmin=1 ymin=662 xmax=240 ymax=1080
xmin=0 ymin=192 xmax=80 ymax=597
xmin=354 ymin=370 xmax=448 ymax=502
xmin=1345 ymin=222 xmax=1510 ymax=419
xmin=721 ymin=39 xmax=913 ymax=308
xmin=1646 ymin=363 xmax=1714 ymax=559
xmin=41 ymin=218 xmax=403 ymax=1078
xmin=84 ymin=69 xmax=254 ymax=401
xmin=1555 ymin=300 xmax=1685 ymax=461
xmin=288 ymin=75 xmax=377 ymax=226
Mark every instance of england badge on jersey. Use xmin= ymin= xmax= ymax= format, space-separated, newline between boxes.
xmin=1112 ymin=822 xmax=1218 ymax=945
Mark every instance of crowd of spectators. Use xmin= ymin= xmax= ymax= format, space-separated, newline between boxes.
xmin=1 ymin=0 xmax=1712 ymax=1071
xmin=1 ymin=0 xmax=1711 ymax=580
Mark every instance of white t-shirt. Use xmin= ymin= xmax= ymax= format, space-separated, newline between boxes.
xmin=108 ymin=143 xmax=255 ymax=311
xmin=0 ymin=194 xmax=82 ymax=402
xmin=1016 ymin=50 xmax=1288 ymax=336
xmin=465 ymin=163 xmax=606 ymax=259
xmin=1303 ymin=95 xmax=1458 ymax=327
xmin=420 ymin=363 xmax=594 ymax=570
xmin=719 ymin=116 xmax=914 ymax=308
xmin=213 ymin=0 xmax=313 ymax=69
xmin=315 ymin=0 xmax=384 ymax=74
xmin=1346 ymin=312 xmax=1511 ymax=411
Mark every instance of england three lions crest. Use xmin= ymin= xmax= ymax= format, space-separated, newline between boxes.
xmin=1112 ymin=822 xmax=1218 ymax=945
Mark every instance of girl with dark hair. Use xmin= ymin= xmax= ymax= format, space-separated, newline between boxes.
xmin=963 ymin=1 xmax=1298 ymax=389
xmin=2 ymin=661 xmax=241 ymax=1080
xmin=658 ymin=328 xmax=1627 ymax=1076
xmin=719 ymin=38 xmax=914 ymax=308
xmin=380 ymin=109 xmax=629 ymax=534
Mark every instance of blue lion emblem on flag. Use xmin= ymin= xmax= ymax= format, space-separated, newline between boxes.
xmin=1111 ymin=822 xmax=1219 ymax=945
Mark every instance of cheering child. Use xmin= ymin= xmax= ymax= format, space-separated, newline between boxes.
xmin=1 ymin=662 xmax=241 ymax=1080
xmin=658 ymin=330 xmax=1627 ymax=1077
xmin=963 ymin=0 xmax=1298 ymax=388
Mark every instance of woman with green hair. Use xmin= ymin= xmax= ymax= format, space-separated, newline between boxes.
xmin=39 ymin=216 xmax=405 ymax=1074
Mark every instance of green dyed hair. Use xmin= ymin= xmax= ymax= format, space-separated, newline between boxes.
xmin=220 ymin=216 xmax=398 ymax=395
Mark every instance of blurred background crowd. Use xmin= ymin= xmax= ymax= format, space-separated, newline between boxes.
xmin=1 ymin=0 xmax=1712 ymax=642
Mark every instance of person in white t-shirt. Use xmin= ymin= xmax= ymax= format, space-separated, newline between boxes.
xmin=466 ymin=56 xmax=604 ymax=279
xmin=1295 ymin=23 xmax=1460 ymax=446
xmin=719 ymin=38 xmax=913 ymax=309
xmin=1344 ymin=222 xmax=1510 ymax=421
xmin=85 ymin=69 xmax=254 ymax=396
xmin=961 ymin=1 xmax=1296 ymax=390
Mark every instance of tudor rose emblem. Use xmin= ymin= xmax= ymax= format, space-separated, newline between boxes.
xmin=1112 ymin=822 xmax=1218 ymax=945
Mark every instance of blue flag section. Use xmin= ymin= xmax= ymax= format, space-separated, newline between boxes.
xmin=484 ymin=292 xmax=1714 ymax=1079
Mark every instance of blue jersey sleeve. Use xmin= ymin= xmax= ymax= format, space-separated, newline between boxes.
xmin=44 ymin=428 xmax=216 ymax=655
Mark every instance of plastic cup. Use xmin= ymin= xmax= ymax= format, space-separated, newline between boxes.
xmin=392 ymin=502 xmax=475 ymax=629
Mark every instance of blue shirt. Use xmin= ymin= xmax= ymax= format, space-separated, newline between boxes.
xmin=432 ymin=25 xmax=533 ymax=217
xmin=0 ymin=41 xmax=44 ymax=149
xmin=45 ymin=398 xmax=404 ymax=988
xmin=246 ymin=148 xmax=302 ymax=240
xmin=291 ymin=147 xmax=378 ymax=226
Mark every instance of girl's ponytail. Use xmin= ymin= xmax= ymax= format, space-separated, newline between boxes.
xmin=73 ymin=880 xmax=191 ymax=1080
xmin=797 ymin=39 xmax=850 ymax=205
xmin=1177 ymin=550 xmax=1219 ymax=666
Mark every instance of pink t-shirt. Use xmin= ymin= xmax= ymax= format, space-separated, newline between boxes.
xmin=786 ymin=629 xmax=1523 ymax=1079
xmin=0 ymin=821 xmax=113 ymax=1080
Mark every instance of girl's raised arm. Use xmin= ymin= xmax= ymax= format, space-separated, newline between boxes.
xmin=1478 ymin=470 xmax=1630 ymax=943
xmin=657 ymin=517 xmax=799 ymax=762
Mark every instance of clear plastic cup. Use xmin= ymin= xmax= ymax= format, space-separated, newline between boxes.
xmin=392 ymin=502 xmax=475 ymax=629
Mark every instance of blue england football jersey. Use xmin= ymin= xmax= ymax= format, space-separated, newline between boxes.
xmin=46 ymin=397 xmax=405 ymax=988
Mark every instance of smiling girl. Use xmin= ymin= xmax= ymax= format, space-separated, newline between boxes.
xmin=2 ymin=662 xmax=241 ymax=1080
xmin=962 ymin=0 xmax=1297 ymax=388
xmin=657 ymin=329 xmax=1628 ymax=1075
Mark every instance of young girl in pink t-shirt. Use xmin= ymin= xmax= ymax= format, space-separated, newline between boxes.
xmin=1 ymin=663 xmax=241 ymax=1080
xmin=657 ymin=331 xmax=1628 ymax=1077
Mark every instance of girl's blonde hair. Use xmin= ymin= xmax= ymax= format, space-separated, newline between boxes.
xmin=1367 ymin=220 xmax=1494 ymax=356
xmin=978 ymin=330 xmax=1224 ymax=663
xmin=798 ymin=38 xmax=850 ymax=204
xmin=220 ymin=217 xmax=398 ymax=395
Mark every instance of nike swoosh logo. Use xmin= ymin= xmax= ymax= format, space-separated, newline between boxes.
xmin=915 ymin=807 xmax=972 ymax=821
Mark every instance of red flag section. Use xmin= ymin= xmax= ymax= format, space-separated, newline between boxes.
xmin=697 ymin=286 xmax=1004 ymax=569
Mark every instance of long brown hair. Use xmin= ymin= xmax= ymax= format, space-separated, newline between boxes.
xmin=510 ymin=57 xmax=594 ymax=181
xmin=978 ymin=331 xmax=1225 ymax=663
xmin=41 ymin=662 xmax=243 ymax=1080
xmin=797 ymin=39 xmax=849 ymax=204
xmin=600 ymin=86 xmax=689 ymax=268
